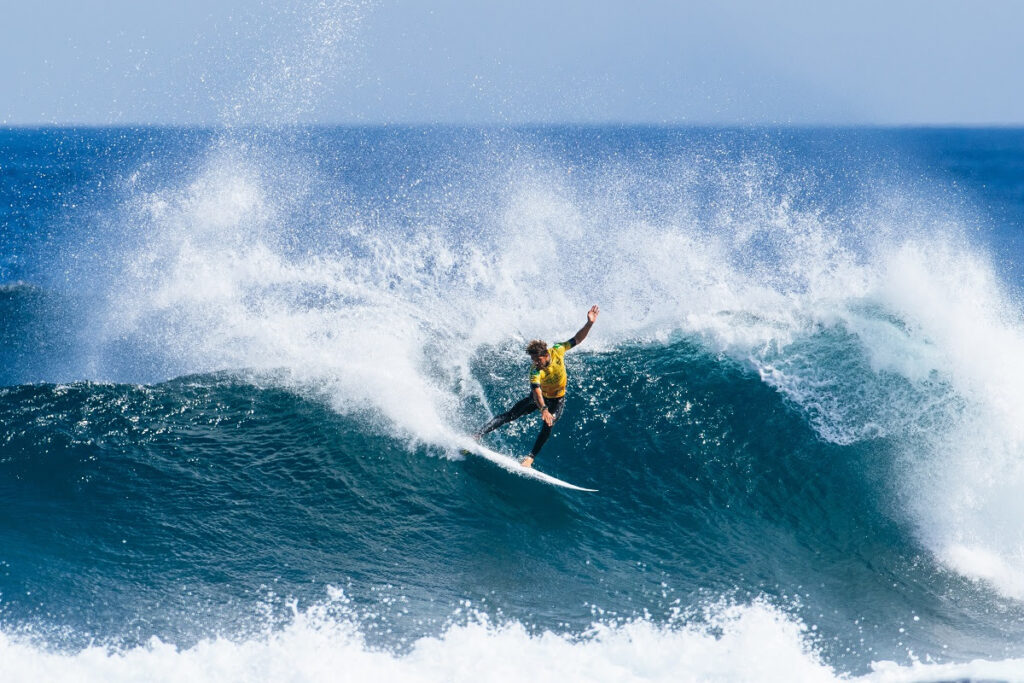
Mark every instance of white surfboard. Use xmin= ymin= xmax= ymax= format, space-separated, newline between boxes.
xmin=457 ymin=438 xmax=597 ymax=492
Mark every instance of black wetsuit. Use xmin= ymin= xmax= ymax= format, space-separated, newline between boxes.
xmin=478 ymin=394 xmax=565 ymax=457
xmin=477 ymin=338 xmax=574 ymax=458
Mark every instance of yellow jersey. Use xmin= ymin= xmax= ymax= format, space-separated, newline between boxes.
xmin=529 ymin=340 xmax=574 ymax=398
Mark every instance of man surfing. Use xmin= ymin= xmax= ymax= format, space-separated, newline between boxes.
xmin=475 ymin=305 xmax=599 ymax=468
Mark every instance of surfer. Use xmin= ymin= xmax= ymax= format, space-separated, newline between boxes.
xmin=474 ymin=305 xmax=600 ymax=468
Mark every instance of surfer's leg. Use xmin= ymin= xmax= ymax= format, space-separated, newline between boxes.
xmin=528 ymin=396 xmax=564 ymax=458
xmin=476 ymin=395 xmax=537 ymax=438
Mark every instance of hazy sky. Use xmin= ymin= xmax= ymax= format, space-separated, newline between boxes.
xmin=3 ymin=0 xmax=1024 ymax=126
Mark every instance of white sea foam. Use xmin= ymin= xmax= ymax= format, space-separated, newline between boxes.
xmin=0 ymin=598 xmax=840 ymax=683
xmin=867 ymin=656 xmax=1024 ymax=682
xmin=6 ymin=591 xmax=1024 ymax=682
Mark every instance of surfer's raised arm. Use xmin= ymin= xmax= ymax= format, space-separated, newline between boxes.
xmin=570 ymin=305 xmax=600 ymax=347
xmin=474 ymin=304 xmax=600 ymax=469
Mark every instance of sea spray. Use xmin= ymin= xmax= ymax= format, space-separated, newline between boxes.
xmin=66 ymin=127 xmax=1024 ymax=601
xmin=0 ymin=593 xmax=839 ymax=683
xmin=7 ymin=127 xmax=1024 ymax=679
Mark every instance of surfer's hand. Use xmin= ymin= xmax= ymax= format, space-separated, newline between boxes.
xmin=542 ymin=408 xmax=554 ymax=426
xmin=587 ymin=305 xmax=599 ymax=323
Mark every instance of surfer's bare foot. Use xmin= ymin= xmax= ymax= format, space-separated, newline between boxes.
xmin=520 ymin=456 xmax=534 ymax=468
xmin=472 ymin=432 xmax=483 ymax=443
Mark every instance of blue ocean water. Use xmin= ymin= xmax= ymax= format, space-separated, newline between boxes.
xmin=4 ymin=125 xmax=1024 ymax=681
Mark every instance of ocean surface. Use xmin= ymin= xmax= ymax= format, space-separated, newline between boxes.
xmin=4 ymin=125 xmax=1024 ymax=681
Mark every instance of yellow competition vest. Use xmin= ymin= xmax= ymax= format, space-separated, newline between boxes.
xmin=529 ymin=342 xmax=572 ymax=398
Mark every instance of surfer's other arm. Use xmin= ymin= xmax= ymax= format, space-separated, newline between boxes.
xmin=532 ymin=386 xmax=553 ymax=426
xmin=571 ymin=305 xmax=600 ymax=346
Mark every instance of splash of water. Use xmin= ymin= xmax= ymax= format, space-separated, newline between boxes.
xmin=0 ymin=593 xmax=838 ymax=683
xmin=78 ymin=133 xmax=1024 ymax=601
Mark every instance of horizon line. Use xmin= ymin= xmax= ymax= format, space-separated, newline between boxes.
xmin=3 ymin=120 xmax=1024 ymax=131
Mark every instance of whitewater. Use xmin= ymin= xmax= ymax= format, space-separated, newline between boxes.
xmin=4 ymin=124 xmax=1024 ymax=682
xmin=6 ymin=3 xmax=1024 ymax=681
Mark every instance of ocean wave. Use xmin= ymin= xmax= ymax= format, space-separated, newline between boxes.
xmin=0 ymin=596 xmax=839 ymax=683
xmin=7 ymin=126 xmax=1024 ymax=674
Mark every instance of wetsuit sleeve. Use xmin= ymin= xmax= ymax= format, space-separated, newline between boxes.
xmin=529 ymin=367 xmax=541 ymax=389
xmin=559 ymin=339 xmax=576 ymax=350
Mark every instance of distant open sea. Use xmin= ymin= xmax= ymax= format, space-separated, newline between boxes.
xmin=4 ymin=125 xmax=1024 ymax=681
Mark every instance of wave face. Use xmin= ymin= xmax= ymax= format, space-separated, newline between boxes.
xmin=4 ymin=125 xmax=1024 ymax=680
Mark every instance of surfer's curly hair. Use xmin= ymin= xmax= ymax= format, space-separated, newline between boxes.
xmin=526 ymin=340 xmax=549 ymax=357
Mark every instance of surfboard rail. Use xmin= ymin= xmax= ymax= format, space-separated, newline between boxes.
xmin=457 ymin=438 xmax=597 ymax=492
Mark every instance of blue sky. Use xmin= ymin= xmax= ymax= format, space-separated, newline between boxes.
xmin=2 ymin=0 xmax=1024 ymax=125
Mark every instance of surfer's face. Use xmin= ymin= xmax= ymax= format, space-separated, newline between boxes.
xmin=531 ymin=353 xmax=550 ymax=369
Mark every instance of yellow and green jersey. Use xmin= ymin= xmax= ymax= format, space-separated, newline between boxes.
xmin=529 ymin=339 xmax=575 ymax=398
